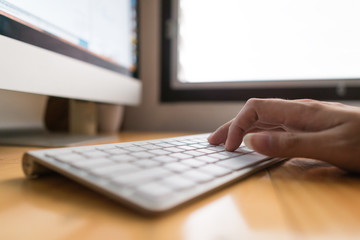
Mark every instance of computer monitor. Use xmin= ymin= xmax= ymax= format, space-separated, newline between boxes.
xmin=161 ymin=0 xmax=360 ymax=101
xmin=0 ymin=0 xmax=141 ymax=145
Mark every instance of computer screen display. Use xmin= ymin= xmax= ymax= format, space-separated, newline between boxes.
xmin=161 ymin=0 xmax=360 ymax=101
xmin=0 ymin=0 xmax=137 ymax=75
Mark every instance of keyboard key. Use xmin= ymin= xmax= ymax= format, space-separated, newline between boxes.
xmin=105 ymin=148 xmax=129 ymax=155
xmin=110 ymin=154 xmax=136 ymax=162
xmin=72 ymin=146 xmax=97 ymax=153
xmin=71 ymin=158 xmax=114 ymax=169
xmin=182 ymin=169 xmax=214 ymax=183
xmin=207 ymin=145 xmax=226 ymax=151
xmin=53 ymin=153 xmax=86 ymax=163
xmin=216 ymin=157 xmax=259 ymax=171
xmin=234 ymin=147 xmax=253 ymax=154
xmin=127 ymin=146 xmax=147 ymax=152
xmin=218 ymin=151 xmax=242 ymax=158
xmin=130 ymin=151 xmax=154 ymax=158
xmin=164 ymin=147 xmax=185 ymax=153
xmin=90 ymin=163 xmax=140 ymax=177
xmin=188 ymin=144 xmax=207 ymax=149
xmin=181 ymin=159 xmax=206 ymax=168
xmin=178 ymin=145 xmax=197 ymax=151
xmin=230 ymin=152 xmax=268 ymax=163
xmin=184 ymin=150 xmax=204 ymax=157
xmin=180 ymin=140 xmax=197 ymax=144
xmin=196 ymin=141 xmax=210 ymax=145
xmin=111 ymin=167 xmax=172 ymax=186
xmin=95 ymin=145 xmax=117 ymax=150
xmin=198 ymin=164 xmax=232 ymax=177
xmin=169 ymin=153 xmax=191 ymax=160
xmin=141 ymin=144 xmax=162 ymax=150
xmin=161 ymin=175 xmax=197 ymax=190
xmin=143 ymin=139 xmax=163 ymax=144
xmin=81 ymin=151 xmax=109 ymax=158
xmin=207 ymin=153 xmax=229 ymax=160
xmin=155 ymin=143 xmax=174 ymax=148
xmin=134 ymin=159 xmax=161 ymax=168
xmin=197 ymin=148 xmax=218 ymax=154
xmin=45 ymin=150 xmax=74 ymax=158
xmin=147 ymin=149 xmax=170 ymax=155
xmin=152 ymin=155 xmax=178 ymax=163
xmin=164 ymin=162 xmax=191 ymax=172
xmin=195 ymin=155 xmax=218 ymax=163
xmin=169 ymin=141 xmax=186 ymax=146
xmin=114 ymin=143 xmax=135 ymax=148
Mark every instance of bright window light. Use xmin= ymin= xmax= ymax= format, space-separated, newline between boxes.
xmin=177 ymin=0 xmax=360 ymax=83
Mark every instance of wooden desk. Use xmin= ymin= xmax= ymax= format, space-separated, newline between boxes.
xmin=1 ymin=132 xmax=360 ymax=240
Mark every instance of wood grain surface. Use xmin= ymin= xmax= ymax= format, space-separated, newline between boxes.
xmin=1 ymin=132 xmax=359 ymax=240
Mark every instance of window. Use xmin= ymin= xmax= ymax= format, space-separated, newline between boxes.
xmin=161 ymin=0 xmax=360 ymax=102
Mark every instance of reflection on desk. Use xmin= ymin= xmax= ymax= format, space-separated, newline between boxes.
xmin=1 ymin=132 xmax=360 ymax=240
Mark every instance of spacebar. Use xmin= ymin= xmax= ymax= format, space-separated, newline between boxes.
xmin=216 ymin=153 xmax=269 ymax=170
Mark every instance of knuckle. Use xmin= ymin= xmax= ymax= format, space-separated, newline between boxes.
xmin=299 ymin=101 xmax=325 ymax=118
xmin=304 ymin=101 xmax=323 ymax=110
xmin=246 ymin=98 xmax=262 ymax=107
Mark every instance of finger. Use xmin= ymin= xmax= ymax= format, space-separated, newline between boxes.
xmin=225 ymin=98 xmax=336 ymax=151
xmin=208 ymin=119 xmax=233 ymax=145
xmin=224 ymin=100 xmax=260 ymax=151
xmin=243 ymin=131 xmax=334 ymax=161
xmin=244 ymin=99 xmax=328 ymax=130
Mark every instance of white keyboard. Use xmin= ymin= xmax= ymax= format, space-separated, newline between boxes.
xmin=22 ymin=133 xmax=285 ymax=214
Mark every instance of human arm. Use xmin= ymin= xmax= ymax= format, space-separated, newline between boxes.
xmin=208 ymin=98 xmax=360 ymax=172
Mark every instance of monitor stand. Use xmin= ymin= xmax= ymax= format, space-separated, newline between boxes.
xmin=0 ymin=91 xmax=118 ymax=148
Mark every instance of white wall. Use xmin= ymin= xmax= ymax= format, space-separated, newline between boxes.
xmin=123 ymin=0 xmax=360 ymax=132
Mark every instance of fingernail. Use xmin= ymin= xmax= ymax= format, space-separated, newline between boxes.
xmin=207 ymin=134 xmax=215 ymax=144
xmin=244 ymin=133 xmax=272 ymax=153
xmin=207 ymin=132 xmax=214 ymax=140
xmin=243 ymin=133 xmax=254 ymax=150
xmin=225 ymin=140 xmax=230 ymax=151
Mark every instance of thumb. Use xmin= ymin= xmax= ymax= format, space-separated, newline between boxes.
xmin=243 ymin=131 xmax=323 ymax=159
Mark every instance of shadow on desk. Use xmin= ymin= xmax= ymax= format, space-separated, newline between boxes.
xmin=271 ymin=158 xmax=358 ymax=181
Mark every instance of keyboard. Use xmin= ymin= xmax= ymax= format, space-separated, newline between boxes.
xmin=22 ymin=133 xmax=285 ymax=215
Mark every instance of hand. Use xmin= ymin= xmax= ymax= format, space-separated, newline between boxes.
xmin=208 ymin=98 xmax=360 ymax=172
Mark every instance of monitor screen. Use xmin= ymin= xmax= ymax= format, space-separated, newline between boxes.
xmin=0 ymin=0 xmax=137 ymax=75
xmin=0 ymin=0 xmax=141 ymax=105
xmin=161 ymin=0 xmax=360 ymax=101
